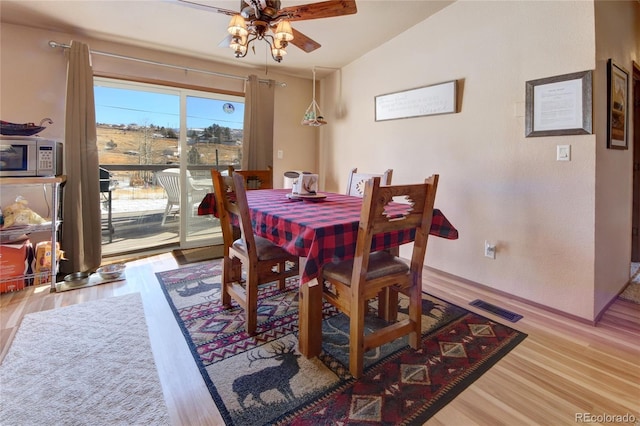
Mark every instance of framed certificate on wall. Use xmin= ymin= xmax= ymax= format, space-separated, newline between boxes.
xmin=525 ymin=70 xmax=592 ymax=137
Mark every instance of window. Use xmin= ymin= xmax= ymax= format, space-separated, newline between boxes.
xmin=94 ymin=78 xmax=244 ymax=172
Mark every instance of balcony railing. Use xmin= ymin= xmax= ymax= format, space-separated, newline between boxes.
xmin=100 ymin=164 xmax=226 ymax=257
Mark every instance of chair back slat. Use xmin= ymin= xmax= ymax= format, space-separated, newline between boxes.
xmin=231 ymin=172 xmax=259 ymax=263
xmin=211 ymin=169 xmax=259 ymax=261
xmin=211 ymin=170 xmax=235 ymax=254
xmin=228 ymin=166 xmax=273 ymax=189
xmin=346 ymin=167 xmax=393 ymax=197
xmin=156 ymin=171 xmax=181 ymax=204
xmin=156 ymin=168 xmax=209 ymax=225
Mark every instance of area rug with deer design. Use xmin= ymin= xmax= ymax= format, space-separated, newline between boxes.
xmin=156 ymin=261 xmax=527 ymax=426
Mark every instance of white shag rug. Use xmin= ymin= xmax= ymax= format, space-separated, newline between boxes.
xmin=0 ymin=293 xmax=170 ymax=425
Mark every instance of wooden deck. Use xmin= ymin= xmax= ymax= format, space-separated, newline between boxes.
xmin=101 ymin=210 xmax=221 ymax=259
xmin=99 ymin=170 xmax=218 ymax=259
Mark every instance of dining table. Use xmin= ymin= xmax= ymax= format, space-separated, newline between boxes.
xmin=198 ymin=189 xmax=458 ymax=357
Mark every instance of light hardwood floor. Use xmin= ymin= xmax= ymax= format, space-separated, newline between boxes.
xmin=1 ymin=253 xmax=638 ymax=425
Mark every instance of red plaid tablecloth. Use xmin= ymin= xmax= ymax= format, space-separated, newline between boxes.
xmin=199 ymin=189 xmax=458 ymax=284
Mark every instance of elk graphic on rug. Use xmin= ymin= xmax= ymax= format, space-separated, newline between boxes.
xmin=233 ymin=342 xmax=301 ymax=409
xmin=175 ymin=280 xmax=217 ymax=298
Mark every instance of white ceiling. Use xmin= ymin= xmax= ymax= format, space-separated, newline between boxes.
xmin=0 ymin=0 xmax=454 ymax=78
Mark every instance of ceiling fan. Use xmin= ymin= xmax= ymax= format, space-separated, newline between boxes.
xmin=176 ymin=0 xmax=357 ymax=62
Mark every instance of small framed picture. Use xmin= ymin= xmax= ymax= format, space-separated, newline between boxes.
xmin=525 ymin=70 xmax=592 ymax=137
xmin=607 ymin=59 xmax=629 ymax=149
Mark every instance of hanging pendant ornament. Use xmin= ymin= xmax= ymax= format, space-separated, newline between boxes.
xmin=302 ymin=67 xmax=327 ymax=126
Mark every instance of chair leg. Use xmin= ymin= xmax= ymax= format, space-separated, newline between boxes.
xmin=408 ymin=282 xmax=422 ymax=349
xmin=221 ymin=256 xmax=234 ymax=307
xmin=231 ymin=257 xmax=242 ymax=283
xmin=161 ymin=202 xmax=172 ymax=226
xmin=349 ymin=298 xmax=367 ymax=378
xmin=377 ymin=288 xmax=400 ymax=322
xmin=277 ymin=261 xmax=287 ymax=290
xmin=244 ymin=270 xmax=259 ymax=336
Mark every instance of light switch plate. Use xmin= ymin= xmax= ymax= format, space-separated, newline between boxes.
xmin=557 ymin=145 xmax=570 ymax=161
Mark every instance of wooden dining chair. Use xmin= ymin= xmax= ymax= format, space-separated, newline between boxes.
xmin=228 ymin=165 xmax=273 ymax=190
xmin=321 ymin=174 xmax=439 ymax=378
xmin=211 ymin=170 xmax=299 ymax=335
xmin=345 ymin=167 xmax=393 ymax=197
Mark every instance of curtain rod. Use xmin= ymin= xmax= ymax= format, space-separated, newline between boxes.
xmin=48 ymin=40 xmax=286 ymax=87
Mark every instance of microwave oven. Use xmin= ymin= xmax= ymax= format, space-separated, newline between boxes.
xmin=0 ymin=137 xmax=63 ymax=177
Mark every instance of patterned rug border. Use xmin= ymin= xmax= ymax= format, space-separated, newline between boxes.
xmin=156 ymin=261 xmax=527 ymax=425
xmin=157 ymin=264 xmax=231 ymax=415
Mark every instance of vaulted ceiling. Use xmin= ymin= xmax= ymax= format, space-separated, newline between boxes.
xmin=0 ymin=0 xmax=454 ymax=78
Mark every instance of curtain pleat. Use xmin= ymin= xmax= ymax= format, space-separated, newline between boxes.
xmin=61 ymin=40 xmax=101 ymax=274
xmin=241 ymin=75 xmax=275 ymax=170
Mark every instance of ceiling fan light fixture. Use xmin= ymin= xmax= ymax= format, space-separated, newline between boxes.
xmin=180 ymin=0 xmax=358 ymax=63
xmin=227 ymin=14 xmax=248 ymax=37
xmin=230 ymin=35 xmax=248 ymax=57
xmin=225 ymin=13 xmax=290 ymax=63
xmin=201 ymin=0 xmax=357 ymax=63
xmin=271 ymin=39 xmax=288 ymax=62
xmin=274 ymin=21 xmax=294 ymax=42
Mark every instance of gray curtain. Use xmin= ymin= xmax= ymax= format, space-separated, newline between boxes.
xmin=241 ymin=75 xmax=275 ymax=170
xmin=61 ymin=40 xmax=101 ymax=274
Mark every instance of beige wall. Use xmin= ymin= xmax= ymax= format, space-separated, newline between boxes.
xmin=319 ymin=0 xmax=637 ymax=321
xmin=0 ymin=23 xmax=317 ymax=188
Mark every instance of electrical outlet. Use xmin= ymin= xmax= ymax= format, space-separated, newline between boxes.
xmin=484 ymin=240 xmax=496 ymax=259
xmin=277 ymin=150 xmax=284 ymax=159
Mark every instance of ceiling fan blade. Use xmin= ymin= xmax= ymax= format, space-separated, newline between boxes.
xmin=175 ymin=0 xmax=238 ymax=16
xmin=290 ymin=28 xmax=321 ymax=53
xmin=279 ymin=0 xmax=357 ymax=22
xmin=218 ymin=34 xmax=232 ymax=48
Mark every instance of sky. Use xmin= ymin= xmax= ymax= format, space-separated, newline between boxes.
xmin=94 ymin=86 xmax=245 ymax=130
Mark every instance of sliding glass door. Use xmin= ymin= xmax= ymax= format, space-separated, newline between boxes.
xmin=94 ymin=78 xmax=244 ymax=255
xmin=183 ymin=94 xmax=244 ymax=246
